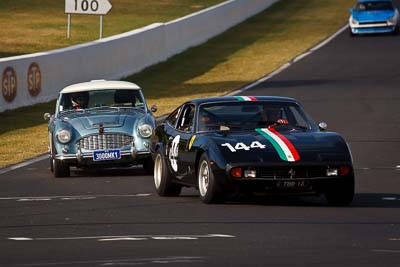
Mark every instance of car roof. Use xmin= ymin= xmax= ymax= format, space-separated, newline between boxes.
xmin=60 ymin=80 xmax=141 ymax=94
xmin=187 ymin=96 xmax=299 ymax=105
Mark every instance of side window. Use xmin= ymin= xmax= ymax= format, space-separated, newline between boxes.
xmin=166 ymin=107 xmax=181 ymax=128
xmin=177 ymin=104 xmax=195 ymax=132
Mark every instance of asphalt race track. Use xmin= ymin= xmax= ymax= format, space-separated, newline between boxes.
xmin=1 ymin=15 xmax=400 ymax=267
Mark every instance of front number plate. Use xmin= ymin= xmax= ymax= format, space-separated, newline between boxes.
xmin=276 ymin=180 xmax=310 ymax=189
xmin=93 ymin=149 xmax=121 ymax=161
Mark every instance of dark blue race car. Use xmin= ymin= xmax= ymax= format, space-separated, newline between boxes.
xmin=349 ymin=0 xmax=399 ymax=35
xmin=151 ymin=96 xmax=355 ymax=206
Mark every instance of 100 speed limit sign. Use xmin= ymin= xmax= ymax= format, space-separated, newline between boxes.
xmin=65 ymin=0 xmax=112 ymax=15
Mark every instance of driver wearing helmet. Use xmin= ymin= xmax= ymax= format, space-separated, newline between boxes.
xmin=70 ymin=92 xmax=88 ymax=110
xmin=262 ymin=106 xmax=288 ymax=127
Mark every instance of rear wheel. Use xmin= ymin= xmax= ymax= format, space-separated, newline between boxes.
xmin=153 ymin=151 xmax=181 ymax=196
xmin=325 ymin=176 xmax=354 ymax=206
xmin=198 ymin=154 xmax=224 ymax=204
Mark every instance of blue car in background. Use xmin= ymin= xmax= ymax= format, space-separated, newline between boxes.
xmin=349 ymin=0 xmax=399 ymax=35
xmin=44 ymin=80 xmax=157 ymax=178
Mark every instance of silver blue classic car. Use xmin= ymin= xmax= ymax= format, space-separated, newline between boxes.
xmin=44 ymin=80 xmax=156 ymax=178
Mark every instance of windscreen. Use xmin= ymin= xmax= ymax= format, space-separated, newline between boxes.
xmin=59 ymin=89 xmax=145 ymax=112
xmin=197 ymin=101 xmax=316 ymax=132
xmin=355 ymin=1 xmax=394 ymax=11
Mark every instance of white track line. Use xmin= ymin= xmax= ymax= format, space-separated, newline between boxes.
xmin=0 ymin=194 xmax=151 ymax=201
xmin=228 ymin=24 xmax=349 ymax=96
xmin=8 ymin=234 xmax=235 ymax=241
xmin=0 ymin=154 xmax=48 ymax=175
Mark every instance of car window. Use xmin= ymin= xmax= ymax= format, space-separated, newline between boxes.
xmin=166 ymin=106 xmax=181 ymax=128
xmin=176 ymin=104 xmax=195 ymax=133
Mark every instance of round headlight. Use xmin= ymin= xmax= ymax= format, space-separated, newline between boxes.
xmin=388 ymin=16 xmax=396 ymax=24
xmin=56 ymin=129 xmax=72 ymax=144
xmin=351 ymin=17 xmax=358 ymax=25
xmin=138 ymin=124 xmax=153 ymax=138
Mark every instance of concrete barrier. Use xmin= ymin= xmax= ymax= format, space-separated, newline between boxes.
xmin=0 ymin=0 xmax=279 ymax=112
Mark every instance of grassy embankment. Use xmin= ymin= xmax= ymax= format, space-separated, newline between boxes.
xmin=0 ymin=0 xmax=355 ymax=168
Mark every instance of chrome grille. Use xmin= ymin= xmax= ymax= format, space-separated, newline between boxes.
xmin=77 ymin=133 xmax=133 ymax=150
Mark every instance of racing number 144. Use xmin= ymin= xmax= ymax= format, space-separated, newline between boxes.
xmin=221 ymin=141 xmax=266 ymax=153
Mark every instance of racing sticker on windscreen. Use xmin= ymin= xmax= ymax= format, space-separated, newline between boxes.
xmin=255 ymin=128 xmax=300 ymax=162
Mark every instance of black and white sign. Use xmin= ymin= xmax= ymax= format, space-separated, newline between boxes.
xmin=65 ymin=0 xmax=112 ymax=15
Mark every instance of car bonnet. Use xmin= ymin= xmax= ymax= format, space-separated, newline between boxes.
xmin=208 ymin=129 xmax=351 ymax=165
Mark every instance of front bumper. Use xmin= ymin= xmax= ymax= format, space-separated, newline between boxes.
xmin=214 ymin=163 xmax=354 ymax=194
xmin=55 ymin=149 xmax=151 ymax=166
xmin=349 ymin=20 xmax=397 ymax=34
xmin=351 ymin=25 xmax=396 ymax=34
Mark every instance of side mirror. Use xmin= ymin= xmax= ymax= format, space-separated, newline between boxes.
xmin=44 ymin=113 xmax=51 ymax=121
xmin=318 ymin=122 xmax=328 ymax=131
xmin=151 ymin=104 xmax=158 ymax=113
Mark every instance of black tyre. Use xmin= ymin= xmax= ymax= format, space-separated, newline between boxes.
xmin=197 ymin=153 xmax=224 ymax=204
xmin=393 ymin=25 xmax=399 ymax=35
xmin=53 ymin=158 xmax=70 ymax=178
xmin=325 ymin=176 xmax=354 ymax=206
xmin=143 ymin=157 xmax=154 ymax=175
xmin=49 ymin=156 xmax=54 ymax=173
xmin=153 ymin=151 xmax=181 ymax=196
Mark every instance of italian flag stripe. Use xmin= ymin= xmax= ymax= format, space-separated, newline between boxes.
xmin=235 ymin=96 xmax=257 ymax=101
xmin=268 ymin=128 xmax=300 ymax=161
xmin=255 ymin=128 xmax=300 ymax=162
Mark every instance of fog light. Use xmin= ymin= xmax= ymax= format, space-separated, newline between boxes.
xmin=231 ymin=167 xmax=242 ymax=178
xmin=340 ymin=166 xmax=351 ymax=176
xmin=327 ymin=168 xmax=338 ymax=177
xmin=244 ymin=170 xmax=256 ymax=178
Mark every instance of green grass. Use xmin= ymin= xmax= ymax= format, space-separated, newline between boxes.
xmin=0 ymin=0 xmax=224 ymax=57
xmin=0 ymin=0 xmax=355 ymax=168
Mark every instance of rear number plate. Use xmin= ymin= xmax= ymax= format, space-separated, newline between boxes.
xmin=93 ymin=149 xmax=121 ymax=161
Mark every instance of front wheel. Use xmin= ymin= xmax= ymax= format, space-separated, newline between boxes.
xmin=153 ymin=151 xmax=181 ymax=196
xmin=143 ymin=157 xmax=154 ymax=175
xmin=325 ymin=176 xmax=354 ymax=206
xmin=53 ymin=158 xmax=70 ymax=178
xmin=198 ymin=154 xmax=223 ymax=204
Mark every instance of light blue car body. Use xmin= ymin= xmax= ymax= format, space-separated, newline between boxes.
xmin=46 ymin=80 xmax=156 ymax=177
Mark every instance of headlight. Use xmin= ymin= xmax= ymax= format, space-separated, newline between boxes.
xmin=351 ymin=17 xmax=358 ymax=25
xmin=56 ymin=129 xmax=72 ymax=144
xmin=138 ymin=124 xmax=153 ymax=138
xmin=388 ymin=16 xmax=396 ymax=24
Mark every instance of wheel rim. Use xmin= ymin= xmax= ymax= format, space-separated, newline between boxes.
xmin=198 ymin=160 xmax=209 ymax=197
xmin=154 ymin=154 xmax=162 ymax=189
